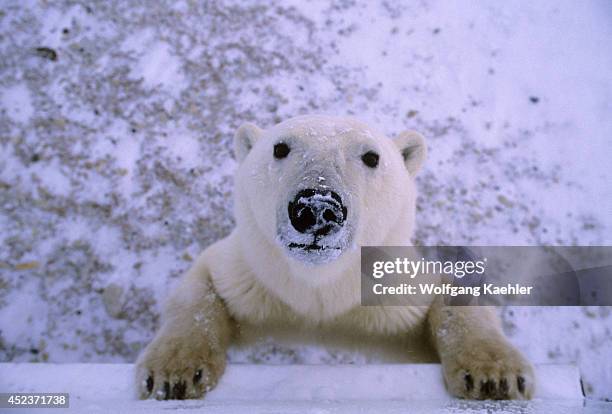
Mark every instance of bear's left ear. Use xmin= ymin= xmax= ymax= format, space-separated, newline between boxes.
xmin=234 ymin=122 xmax=263 ymax=162
xmin=393 ymin=130 xmax=427 ymax=175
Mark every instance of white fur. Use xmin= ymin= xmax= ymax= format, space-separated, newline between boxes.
xmin=216 ymin=115 xmax=426 ymax=325
xmin=136 ymin=115 xmax=534 ymax=401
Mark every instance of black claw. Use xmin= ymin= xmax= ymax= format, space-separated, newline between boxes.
xmin=146 ymin=375 xmax=154 ymax=394
xmin=193 ymin=369 xmax=203 ymax=385
xmin=480 ymin=379 xmax=496 ymax=398
xmin=487 ymin=380 xmax=497 ymax=398
xmin=464 ymin=373 xmax=474 ymax=392
xmin=517 ymin=376 xmax=526 ymax=394
xmin=479 ymin=380 xmax=486 ymax=396
xmin=163 ymin=381 xmax=170 ymax=400
xmin=172 ymin=381 xmax=187 ymax=399
xmin=499 ymin=378 xmax=509 ymax=398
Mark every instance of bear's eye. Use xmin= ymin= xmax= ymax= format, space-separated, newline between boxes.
xmin=361 ymin=151 xmax=379 ymax=168
xmin=273 ymin=142 xmax=290 ymax=159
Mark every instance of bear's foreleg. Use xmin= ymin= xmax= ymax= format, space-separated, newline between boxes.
xmin=135 ymin=258 xmax=233 ymax=400
xmin=427 ymin=297 xmax=534 ymax=400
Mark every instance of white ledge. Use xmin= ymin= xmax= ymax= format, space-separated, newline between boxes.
xmin=0 ymin=363 xmax=591 ymax=413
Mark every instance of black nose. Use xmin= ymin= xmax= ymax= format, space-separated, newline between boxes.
xmin=288 ymin=189 xmax=347 ymax=236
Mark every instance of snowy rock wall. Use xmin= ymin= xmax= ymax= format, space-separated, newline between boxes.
xmin=1 ymin=0 xmax=610 ymax=400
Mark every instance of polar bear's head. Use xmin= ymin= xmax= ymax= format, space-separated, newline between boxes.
xmin=233 ymin=115 xmax=426 ymax=269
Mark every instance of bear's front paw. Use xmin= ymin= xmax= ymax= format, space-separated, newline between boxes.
xmin=442 ymin=339 xmax=534 ymax=400
xmin=135 ymin=333 xmax=226 ymax=400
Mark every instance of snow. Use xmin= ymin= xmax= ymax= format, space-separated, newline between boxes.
xmin=126 ymin=35 xmax=187 ymax=94
xmin=2 ymin=363 xmax=603 ymax=413
xmin=1 ymin=83 xmax=33 ymax=122
xmin=0 ymin=0 xmax=611 ymax=403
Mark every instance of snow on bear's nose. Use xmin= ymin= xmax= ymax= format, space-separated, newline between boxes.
xmin=288 ymin=189 xmax=347 ymax=236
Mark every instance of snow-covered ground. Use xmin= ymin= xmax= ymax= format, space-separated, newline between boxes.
xmin=0 ymin=0 xmax=611 ymax=401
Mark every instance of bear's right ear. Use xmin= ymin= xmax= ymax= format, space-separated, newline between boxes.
xmin=234 ymin=122 xmax=263 ymax=162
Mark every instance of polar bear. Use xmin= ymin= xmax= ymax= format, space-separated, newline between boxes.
xmin=135 ymin=115 xmax=534 ymax=400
